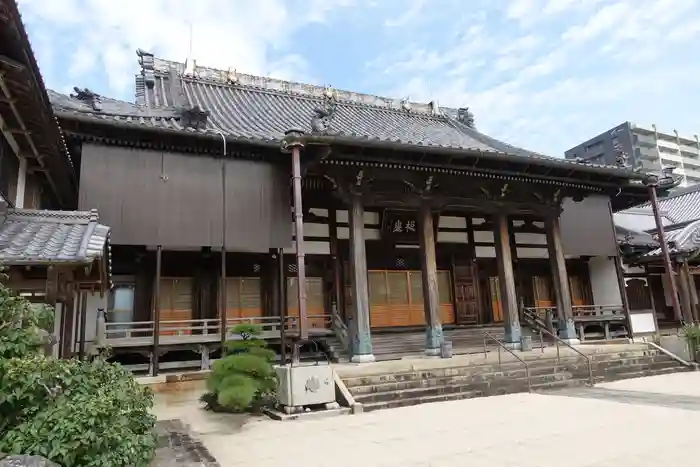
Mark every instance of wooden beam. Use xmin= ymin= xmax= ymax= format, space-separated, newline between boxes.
xmin=150 ymin=245 xmax=162 ymax=377
xmin=77 ymin=290 xmax=88 ymax=360
xmin=493 ymin=213 xmax=522 ymax=345
xmin=545 ymin=216 xmax=579 ymax=343
xmin=329 ymin=208 xmax=344 ymax=321
xmin=348 ymin=193 xmax=374 ymax=362
xmin=419 ymin=203 xmax=444 ymax=355
xmin=679 ymin=261 xmax=695 ymax=324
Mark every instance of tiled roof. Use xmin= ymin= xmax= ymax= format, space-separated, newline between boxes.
xmin=615 ymin=224 xmax=658 ymax=247
xmin=0 ymin=208 xmax=110 ymax=265
xmin=635 ymin=184 xmax=700 ymax=225
xmin=643 ymin=219 xmax=700 ymax=258
xmin=48 ymin=51 xmax=644 ymax=176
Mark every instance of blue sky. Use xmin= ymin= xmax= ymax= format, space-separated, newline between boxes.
xmin=18 ymin=0 xmax=700 ymax=156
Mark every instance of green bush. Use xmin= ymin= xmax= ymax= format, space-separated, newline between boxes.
xmin=682 ymin=324 xmax=700 ymax=362
xmin=0 ymin=356 xmax=156 ymax=467
xmin=0 ymin=272 xmax=156 ymax=467
xmin=202 ymin=323 xmax=277 ymax=413
xmin=0 ymin=289 xmax=53 ymax=360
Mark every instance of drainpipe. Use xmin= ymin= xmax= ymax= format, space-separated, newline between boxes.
xmin=283 ymin=129 xmax=308 ymax=364
xmin=212 ymin=130 xmax=228 ymax=350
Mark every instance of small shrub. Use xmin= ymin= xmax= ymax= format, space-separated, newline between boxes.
xmin=682 ymin=324 xmax=700 ymax=361
xmin=202 ymin=323 xmax=277 ymax=413
xmin=0 ymin=293 xmax=53 ymax=360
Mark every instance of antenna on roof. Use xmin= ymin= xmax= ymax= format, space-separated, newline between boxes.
xmin=184 ymin=22 xmax=196 ymax=76
xmin=188 ymin=23 xmax=194 ymax=59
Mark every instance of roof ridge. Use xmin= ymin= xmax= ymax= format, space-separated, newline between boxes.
xmin=137 ymin=50 xmax=456 ymax=117
xmin=186 ymin=77 xmax=453 ymax=120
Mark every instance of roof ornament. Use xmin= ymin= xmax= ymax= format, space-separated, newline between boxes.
xmin=429 ymin=100 xmax=441 ymax=116
xmin=226 ymin=67 xmax=239 ymax=85
xmin=457 ymin=107 xmax=475 ymax=128
xmin=70 ymin=87 xmax=102 ymax=111
xmin=310 ymin=86 xmax=338 ymax=134
xmin=401 ymin=97 xmax=411 ymax=112
xmin=136 ymin=49 xmax=155 ymax=88
xmin=179 ymin=105 xmax=210 ymax=130
xmin=184 ymin=58 xmax=197 ymax=77
xmin=613 ymin=140 xmax=629 ymax=168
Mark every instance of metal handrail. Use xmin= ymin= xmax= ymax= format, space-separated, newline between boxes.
xmin=483 ymin=332 xmax=531 ymax=392
xmin=536 ymin=326 xmax=594 ymax=386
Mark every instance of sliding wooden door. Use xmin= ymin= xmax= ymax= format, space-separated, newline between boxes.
xmin=368 ymin=270 xmax=454 ymax=328
xmin=158 ymin=277 xmax=193 ymax=335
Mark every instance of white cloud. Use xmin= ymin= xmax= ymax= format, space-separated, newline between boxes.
xmin=365 ymin=0 xmax=700 ymax=155
xmin=16 ymin=0 xmax=700 ymax=157
xmin=18 ymin=0 xmax=361 ymax=96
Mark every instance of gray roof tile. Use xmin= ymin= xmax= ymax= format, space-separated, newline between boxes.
xmin=643 ymin=220 xmax=700 ymax=257
xmin=49 ymin=52 xmax=639 ymax=175
xmin=635 ymin=184 xmax=700 ymax=224
xmin=0 ymin=208 xmax=110 ymax=265
xmin=615 ymin=224 xmax=658 ymax=247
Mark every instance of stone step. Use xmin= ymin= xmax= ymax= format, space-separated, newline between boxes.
xmin=354 ymin=372 xmax=572 ymax=404
xmin=362 ymin=389 xmax=484 ymax=412
xmin=342 ymin=351 xmax=665 ymax=388
xmin=353 ymin=352 xmax=691 ymax=412
xmin=349 ymin=356 xmax=681 ymax=397
xmin=349 ymin=365 xmax=572 ymax=395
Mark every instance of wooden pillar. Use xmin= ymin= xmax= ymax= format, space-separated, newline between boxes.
xmin=348 ymin=193 xmax=374 ymax=362
xmin=493 ymin=213 xmax=521 ymax=346
xmin=419 ymin=204 xmax=443 ymax=355
xmin=545 ymin=216 xmax=579 ymax=343
xmin=690 ymin=271 xmax=699 ymax=323
xmin=329 ymin=208 xmax=344 ymax=321
xmin=268 ymin=248 xmax=280 ymax=318
xmin=612 ymin=255 xmax=634 ymax=339
xmin=679 ymin=261 xmax=694 ymax=324
xmin=150 ymin=245 xmax=162 ymax=377
xmin=77 ymin=290 xmax=88 ymax=359
xmin=277 ymin=248 xmax=288 ymax=364
xmin=220 ymin=248 xmax=227 ymax=348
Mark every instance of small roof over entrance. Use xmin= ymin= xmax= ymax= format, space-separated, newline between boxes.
xmin=0 ymin=206 xmax=109 ymax=266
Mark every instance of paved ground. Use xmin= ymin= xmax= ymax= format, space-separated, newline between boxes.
xmin=153 ymin=371 xmax=700 ymax=467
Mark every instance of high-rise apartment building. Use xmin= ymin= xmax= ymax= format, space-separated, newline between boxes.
xmin=565 ymin=122 xmax=700 ymax=186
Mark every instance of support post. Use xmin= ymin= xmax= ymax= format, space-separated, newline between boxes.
xmin=96 ymin=308 xmax=106 ymax=345
xmin=220 ymin=247 xmax=227 ymax=348
xmin=329 ymin=208 xmax=344 ymax=321
xmin=348 ymin=193 xmax=374 ymax=362
xmin=283 ymin=130 xmax=308 ymax=362
xmin=607 ymin=199 xmax=634 ymax=340
xmin=612 ymin=255 xmax=634 ymax=339
xmin=647 ymin=182 xmax=683 ymax=322
xmin=493 ymin=214 xmax=521 ymax=348
xmin=151 ymin=245 xmax=162 ymax=377
xmin=14 ymin=155 xmax=27 ymax=208
xmin=679 ymin=260 xmax=695 ymax=324
xmin=545 ymin=216 xmax=579 ymax=344
xmin=277 ymin=248 xmax=288 ymax=364
xmin=78 ymin=290 xmax=88 ymax=359
xmin=419 ymin=204 xmax=443 ymax=355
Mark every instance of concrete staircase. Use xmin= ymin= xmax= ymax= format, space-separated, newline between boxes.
xmin=323 ymin=326 xmax=546 ymax=362
xmin=341 ymin=347 xmax=693 ymax=412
